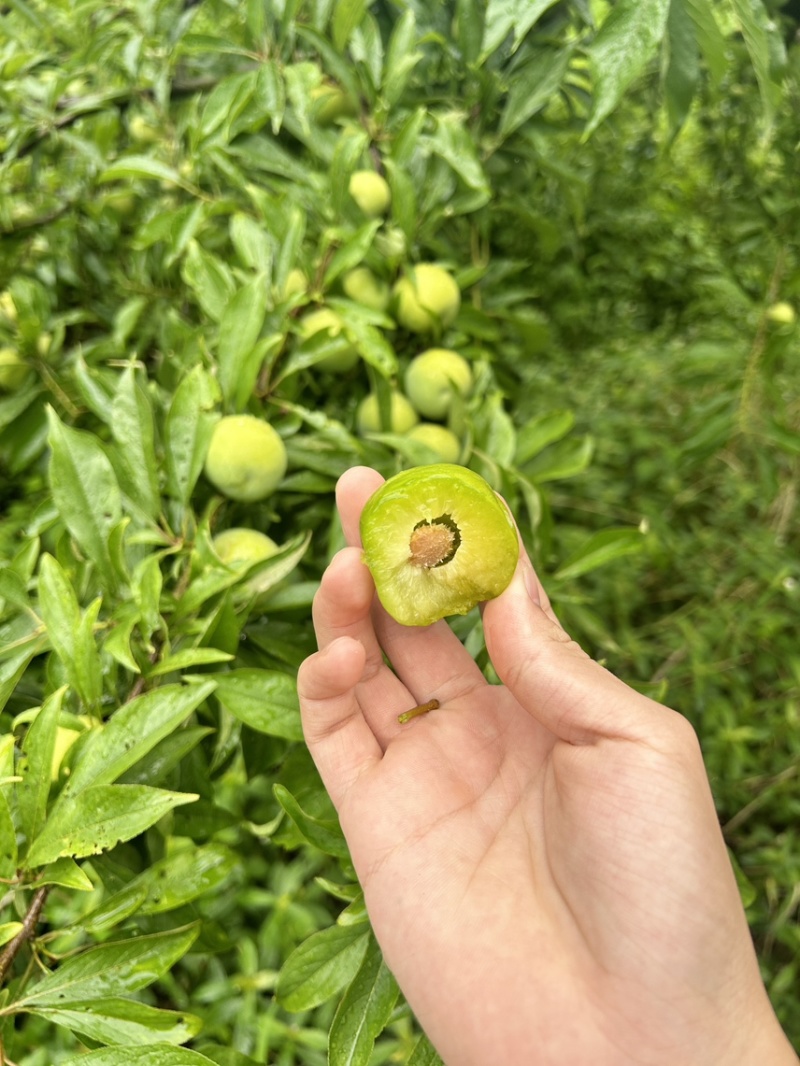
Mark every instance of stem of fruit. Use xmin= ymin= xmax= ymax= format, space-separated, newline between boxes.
xmin=398 ymin=698 xmax=439 ymax=724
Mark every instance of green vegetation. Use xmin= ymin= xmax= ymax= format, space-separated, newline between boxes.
xmin=0 ymin=0 xmax=798 ymax=1062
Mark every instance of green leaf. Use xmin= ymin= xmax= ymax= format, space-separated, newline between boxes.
xmin=86 ymin=844 xmax=236 ymax=926
xmin=524 ymin=434 xmax=593 ymax=482
xmin=230 ymin=214 xmax=273 ymax=273
xmin=217 ymin=275 xmax=269 ymax=411
xmin=407 ymin=1032 xmax=444 ymax=1066
xmin=482 ymin=0 xmax=563 ymax=58
xmin=499 ymin=46 xmax=573 ymax=140
xmin=164 ymin=366 xmax=219 ymax=505
xmin=30 ymin=998 xmax=201 ymax=1047
xmin=664 ymin=0 xmax=700 ymax=132
xmin=0 ymin=789 xmax=17 ymax=880
xmin=37 ymin=557 xmax=103 ymax=710
xmin=0 ymin=566 xmax=29 ymax=613
xmin=277 ymin=922 xmax=370 ymax=1011
xmin=333 ymin=0 xmax=368 ymax=52
xmin=323 ymin=221 xmax=383 ymax=288
xmin=63 ymin=1045 xmax=217 ymax=1066
xmin=100 ymin=155 xmax=188 ymax=190
xmin=181 ymin=242 xmax=236 ymax=323
xmin=147 ymin=648 xmax=233 ymax=678
xmin=214 ymin=669 xmax=304 ymax=741
xmin=586 ymin=0 xmax=671 ymax=136
xmin=18 ymin=686 xmax=65 ymax=850
xmin=515 ymin=410 xmax=575 ymax=464
xmin=110 ymin=366 xmax=161 ymax=522
xmin=25 ymin=785 xmax=198 ymax=868
xmin=554 ymin=528 xmax=646 ymax=582
xmin=383 ymin=10 xmax=421 ymax=106
xmin=729 ymin=0 xmax=785 ymax=126
xmin=424 ymin=114 xmax=491 ymax=201
xmin=62 ymin=681 xmax=216 ymax=799
xmin=273 ymin=783 xmax=349 ymax=859
xmin=15 ymin=926 xmax=200 ymax=1008
xmin=328 ymin=936 xmax=399 ymax=1066
xmin=682 ymin=0 xmax=728 ymax=85
xmin=46 ymin=408 xmax=123 ymax=592
xmin=34 ymin=857 xmax=94 ymax=891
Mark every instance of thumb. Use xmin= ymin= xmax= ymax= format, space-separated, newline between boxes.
xmin=482 ymin=551 xmax=663 ymax=745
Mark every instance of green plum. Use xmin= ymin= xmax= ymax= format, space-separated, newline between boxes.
xmin=360 ymin=464 xmax=518 ymax=626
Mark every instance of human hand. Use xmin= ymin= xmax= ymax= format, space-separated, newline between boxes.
xmin=298 ymin=466 xmax=797 ymax=1066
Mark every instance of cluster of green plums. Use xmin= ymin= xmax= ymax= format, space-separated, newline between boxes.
xmin=200 ymin=160 xmax=522 ymax=625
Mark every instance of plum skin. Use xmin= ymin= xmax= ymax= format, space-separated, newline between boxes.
xmin=360 ymin=464 xmax=518 ymax=626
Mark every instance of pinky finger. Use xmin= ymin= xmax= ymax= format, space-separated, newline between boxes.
xmin=297 ymin=636 xmax=383 ymax=810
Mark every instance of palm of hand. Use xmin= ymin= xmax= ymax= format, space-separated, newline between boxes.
xmin=300 ymin=467 xmax=778 ymax=1066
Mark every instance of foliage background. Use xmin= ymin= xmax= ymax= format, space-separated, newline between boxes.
xmin=0 ymin=0 xmax=798 ymax=1062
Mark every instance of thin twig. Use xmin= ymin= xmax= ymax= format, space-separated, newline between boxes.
xmin=0 ymin=887 xmax=49 ymax=987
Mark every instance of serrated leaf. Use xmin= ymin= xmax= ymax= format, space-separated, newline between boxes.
xmin=214 ymin=669 xmax=304 ymax=741
xmin=30 ymin=998 xmax=201 ymax=1047
xmin=554 ymin=528 xmax=646 ymax=582
xmin=25 ymin=785 xmax=197 ymax=868
xmin=46 ymin=408 xmax=122 ymax=592
xmin=586 ymin=0 xmax=671 ymax=136
xmin=15 ymin=926 xmax=200 ymax=1008
xmin=273 ymin=783 xmax=349 ymax=859
xmin=328 ymin=937 xmax=399 ymax=1066
xmin=277 ymin=922 xmax=370 ymax=1011
xmin=62 ymin=681 xmax=216 ymax=799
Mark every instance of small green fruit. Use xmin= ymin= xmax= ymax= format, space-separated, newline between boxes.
xmin=375 ymin=227 xmax=407 ymax=259
xmin=357 ymin=391 xmax=419 ymax=435
xmin=283 ymin=268 xmax=308 ymax=300
xmin=405 ymin=348 xmax=473 ymax=421
xmin=360 ymin=464 xmax=519 ymax=627
xmin=342 ymin=267 xmax=390 ymax=312
xmin=213 ymin=527 xmax=280 ymax=565
xmin=204 ymin=415 xmax=287 ymax=502
xmin=300 ymin=308 xmax=360 ymax=373
xmin=348 ymin=171 xmax=391 ymax=217
xmin=393 ymin=264 xmax=461 ymax=333
xmin=407 ymin=423 xmax=462 ymax=464
xmin=0 ymin=348 xmax=30 ymax=391
xmin=766 ymin=301 xmax=796 ymax=326
xmin=129 ymin=114 xmax=160 ymax=144
xmin=0 ymin=292 xmax=17 ymax=323
xmin=310 ymin=83 xmax=357 ymax=125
